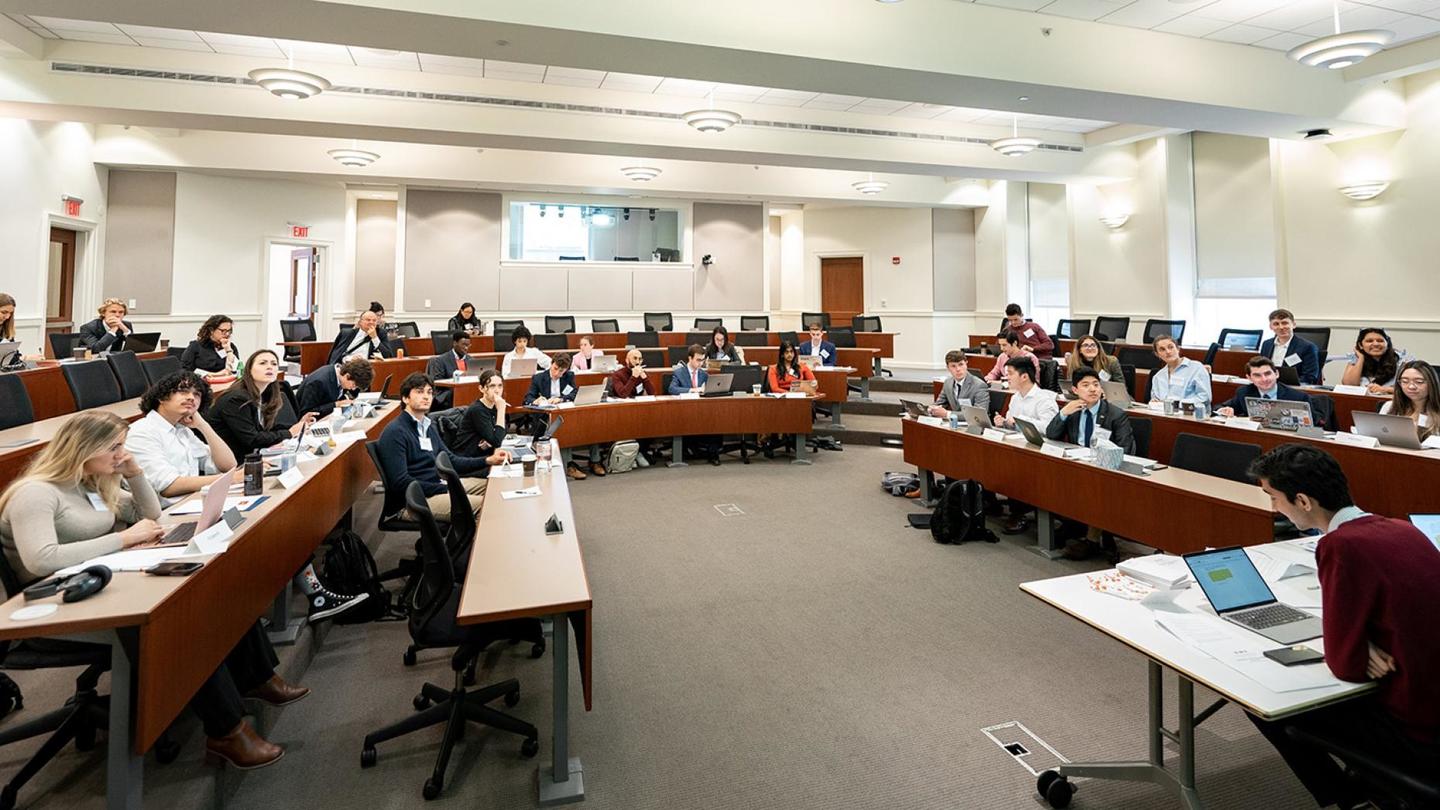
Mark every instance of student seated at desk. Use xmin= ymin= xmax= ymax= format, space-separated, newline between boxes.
xmin=0 ymin=292 xmax=13 ymax=342
xmin=296 ymin=358 xmax=373 ymax=419
xmin=501 ymin=325 xmax=551 ymax=377
xmin=1066 ymin=334 xmax=1122 ymax=383
xmin=997 ymin=356 xmax=1060 ymax=535
xmin=78 ymin=298 xmax=136 ymax=353
xmin=570 ymin=335 xmax=601 ymax=371
xmin=798 ymin=322 xmax=836 ymax=366
xmin=426 ymin=331 xmax=471 ymax=410
xmin=180 ymin=314 xmax=240 ymax=378
xmin=930 ymin=350 xmax=989 ymax=418
xmin=608 ymin=349 xmax=656 ymax=398
xmin=1380 ymin=360 xmax=1440 ymax=441
xmin=983 ymin=331 xmax=1040 ymax=384
xmin=1149 ymin=334 xmax=1212 ymax=406
xmin=1215 ymin=356 xmax=1318 ymax=424
xmin=378 ymin=373 xmax=499 ymax=522
xmin=1261 ymin=309 xmax=1322 ymax=386
xmin=768 ymin=340 xmax=816 ymax=393
xmin=0 ymin=410 xmax=308 ymax=770
xmin=1047 ymin=368 xmax=1135 ymax=452
xmin=669 ymin=345 xmax=721 ymax=466
xmin=1246 ymin=444 xmax=1440 ymax=810
xmin=1004 ymin=303 xmax=1054 ymax=359
xmin=447 ymin=302 xmax=482 ymax=334
xmin=327 ymin=308 xmax=394 ymax=365
xmin=209 ymin=349 xmax=317 ymax=460
xmin=705 ymin=326 xmax=744 ymax=363
xmin=1340 ymin=328 xmax=1412 ymax=397
xmin=524 ymin=354 xmax=602 ymax=480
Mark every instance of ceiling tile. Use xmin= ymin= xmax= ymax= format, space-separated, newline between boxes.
xmin=1239 ymin=0 xmax=1333 ymax=31
xmin=1189 ymin=0 xmax=1292 ymax=23
xmin=1384 ymin=13 xmax=1440 ymax=40
xmin=1293 ymin=4 xmax=1406 ymax=35
xmin=275 ymin=39 xmax=355 ymax=64
xmin=1152 ymin=15 xmax=1233 ymax=35
xmin=1205 ymin=22 xmax=1284 ymax=43
xmin=115 ymin=23 xmax=201 ymax=41
xmin=199 ymin=31 xmax=284 ymax=57
xmin=600 ymin=72 xmax=663 ymax=92
xmin=30 ymin=16 xmax=120 ymax=34
xmin=848 ymin=98 xmax=909 ymax=115
xmin=936 ymin=106 xmax=991 ymax=121
xmin=974 ymin=0 xmax=1053 ymax=10
xmin=27 ymin=27 xmax=58 ymax=39
xmin=544 ymin=66 xmax=606 ymax=88
xmin=713 ymin=83 xmax=769 ymax=102
xmin=4 ymin=13 xmax=37 ymax=26
xmin=655 ymin=77 xmax=717 ymax=97
xmin=755 ymin=88 xmax=819 ymax=106
xmin=350 ymin=48 xmax=421 ymax=70
xmin=892 ymin=102 xmax=951 ymax=118
xmin=52 ymin=31 xmax=137 ymax=45
xmin=1250 ymin=30 xmax=1312 ymax=49
xmin=417 ymin=54 xmax=486 ymax=76
xmin=484 ymin=59 xmax=546 ymax=82
xmin=131 ymin=37 xmax=215 ymax=52
xmin=1037 ymin=0 xmax=1130 ymax=20
xmin=1364 ymin=0 xmax=1440 ymax=13
xmin=1096 ymin=0 xmax=1188 ymax=28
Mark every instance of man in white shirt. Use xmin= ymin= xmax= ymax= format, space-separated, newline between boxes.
xmin=326 ymin=309 xmax=394 ymax=365
xmin=500 ymin=325 xmax=552 ymax=377
xmin=1001 ymin=355 xmax=1059 ymax=428
xmin=125 ymin=371 xmax=237 ymax=508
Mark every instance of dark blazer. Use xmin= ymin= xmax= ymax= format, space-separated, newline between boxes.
xmin=1046 ymin=401 xmax=1135 ymax=454
xmin=1259 ymin=336 xmax=1322 ymax=386
xmin=375 ymin=410 xmax=491 ymax=514
xmin=180 ymin=339 xmax=239 ymax=373
xmin=798 ymin=339 xmax=837 ymax=366
xmin=447 ymin=315 xmax=483 ymax=333
xmin=524 ymin=369 xmax=577 ymax=405
xmin=668 ymin=364 xmax=708 ymax=395
xmin=706 ymin=344 xmax=742 ymax=363
xmin=78 ymin=317 xmax=135 ymax=352
xmin=426 ymin=350 xmax=470 ymax=410
xmin=1222 ymin=383 xmax=1317 ymax=422
xmin=327 ymin=328 xmax=394 ymax=365
xmin=209 ymin=387 xmax=295 ymax=459
xmin=296 ymin=366 xmax=349 ymax=418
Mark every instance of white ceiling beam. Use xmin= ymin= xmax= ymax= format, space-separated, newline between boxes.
xmin=0 ymin=13 xmax=44 ymax=59
xmin=1085 ymin=124 xmax=1186 ymax=148
xmin=1341 ymin=36 xmax=1440 ymax=83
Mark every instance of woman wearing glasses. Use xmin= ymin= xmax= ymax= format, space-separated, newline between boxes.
xmin=181 ymin=314 xmax=241 ymax=378
xmin=1379 ymin=360 xmax=1440 ymax=442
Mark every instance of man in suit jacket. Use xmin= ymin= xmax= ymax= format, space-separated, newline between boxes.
xmin=1216 ymin=356 xmax=1322 ymax=426
xmin=797 ymin=322 xmax=837 ymax=367
xmin=1046 ymin=368 xmax=1136 ymax=453
xmin=1260 ymin=309 xmax=1322 ymax=385
xmin=930 ymin=350 xmax=991 ymax=417
xmin=297 ymin=358 xmax=374 ymax=418
xmin=668 ymin=344 xmax=709 ymax=394
xmin=78 ymin=298 xmax=136 ymax=352
xmin=524 ymin=352 xmax=577 ymax=406
xmin=327 ymin=309 xmax=394 ymax=365
xmin=426 ymin=332 xmax=472 ymax=409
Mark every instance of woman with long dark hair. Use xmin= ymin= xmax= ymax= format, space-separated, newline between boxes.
xmin=181 ymin=314 xmax=240 ymax=376
xmin=448 ymin=302 xmax=482 ymax=333
xmin=1380 ymin=360 xmax=1440 ymax=441
xmin=208 ymin=349 xmax=315 ymax=459
xmin=1341 ymin=327 xmax=1411 ymax=395
xmin=704 ymin=325 xmax=743 ymax=363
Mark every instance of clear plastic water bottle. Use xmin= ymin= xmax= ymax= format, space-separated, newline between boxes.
xmin=948 ymin=411 xmax=960 ymax=430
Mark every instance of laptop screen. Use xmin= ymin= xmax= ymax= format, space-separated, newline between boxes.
xmin=1182 ymin=547 xmax=1278 ymax=613
xmin=1411 ymin=515 xmax=1440 ymax=552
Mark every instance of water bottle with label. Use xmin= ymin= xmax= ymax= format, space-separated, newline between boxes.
xmin=948 ymin=411 xmax=960 ymax=430
xmin=243 ymin=452 xmax=263 ymax=496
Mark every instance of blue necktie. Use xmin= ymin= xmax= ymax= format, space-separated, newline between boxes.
xmin=1081 ymin=409 xmax=1093 ymax=447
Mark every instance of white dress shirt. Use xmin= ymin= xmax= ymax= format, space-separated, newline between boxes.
xmin=501 ymin=347 xmax=552 ymax=377
xmin=123 ymin=410 xmax=219 ymax=507
xmin=1006 ymin=384 xmax=1060 ymax=427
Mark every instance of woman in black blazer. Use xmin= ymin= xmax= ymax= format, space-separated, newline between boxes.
xmin=180 ymin=314 xmax=240 ymax=376
xmin=704 ymin=326 xmax=744 ymax=363
xmin=448 ymin=302 xmax=483 ymax=334
xmin=209 ymin=349 xmax=315 ymax=459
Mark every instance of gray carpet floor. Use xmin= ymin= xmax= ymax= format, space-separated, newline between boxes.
xmin=0 ymin=444 xmax=1319 ymax=810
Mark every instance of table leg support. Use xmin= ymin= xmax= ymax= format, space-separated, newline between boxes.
xmin=538 ymin=612 xmax=584 ymax=805
xmin=1029 ymin=508 xmax=1064 ymax=560
xmin=919 ymin=469 xmax=936 ymax=507
xmin=858 ymin=378 xmax=871 ymax=401
xmin=791 ymin=433 xmax=812 ymax=465
xmin=667 ymin=436 xmax=688 ymax=468
xmin=105 ymin=630 xmax=143 ymax=810
xmin=829 ymin=402 xmax=846 ymax=430
xmin=266 ymin=581 xmax=307 ymax=646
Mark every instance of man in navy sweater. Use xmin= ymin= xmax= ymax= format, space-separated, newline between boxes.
xmin=1246 ymin=444 xmax=1440 ymax=810
xmin=376 ymin=373 xmax=506 ymax=522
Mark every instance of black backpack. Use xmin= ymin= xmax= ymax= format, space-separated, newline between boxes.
xmin=320 ymin=530 xmax=395 ymax=624
xmin=432 ymin=407 xmax=467 ymax=452
xmin=930 ymin=479 xmax=998 ymax=545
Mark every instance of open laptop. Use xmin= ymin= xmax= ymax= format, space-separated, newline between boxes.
xmin=161 ymin=475 xmax=233 ymax=544
xmin=1182 ymin=547 xmax=1323 ymax=644
xmin=506 ymin=357 xmax=538 ymax=379
xmin=512 ymin=415 xmax=565 ymax=461
xmin=960 ymin=404 xmax=1012 ymax=435
xmin=1014 ymin=416 xmax=1080 ymax=451
xmin=702 ymin=373 xmax=734 ymax=397
xmin=900 ymin=399 xmax=931 ymax=418
xmin=1246 ymin=398 xmax=1313 ymax=430
xmin=1100 ymin=380 xmax=1134 ymax=409
xmin=1352 ymin=411 xmax=1424 ymax=450
xmin=574 ymin=384 xmax=605 ymax=405
xmin=0 ymin=340 xmax=29 ymax=371
xmin=123 ymin=332 xmax=162 ymax=353
xmin=591 ymin=354 xmax=620 ymax=373
xmin=1410 ymin=515 xmax=1440 ymax=552
xmin=798 ymin=354 xmax=824 ymax=370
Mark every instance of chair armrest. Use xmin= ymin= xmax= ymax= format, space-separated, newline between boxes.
xmin=1284 ymin=725 xmax=1440 ymax=802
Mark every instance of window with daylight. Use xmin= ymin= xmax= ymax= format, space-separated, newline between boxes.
xmin=508 ymin=202 xmax=683 ymax=262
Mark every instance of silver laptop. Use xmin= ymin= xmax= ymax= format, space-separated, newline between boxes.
xmin=1182 ymin=547 xmax=1322 ymax=644
xmin=1014 ymin=416 xmax=1080 ymax=451
xmin=1100 ymin=380 xmax=1134 ymax=409
xmin=0 ymin=340 xmax=26 ymax=371
xmin=506 ymin=357 xmax=538 ymax=379
xmin=900 ymin=399 xmax=930 ymax=418
xmin=1246 ymin=398 xmax=1314 ymax=430
xmin=574 ymin=384 xmax=605 ymax=405
xmin=1352 ymin=411 xmax=1423 ymax=450
xmin=591 ymin=354 xmax=620 ymax=373
xmin=161 ymin=475 xmax=233 ymax=544
xmin=702 ymin=373 xmax=734 ymax=397
xmin=960 ymin=404 xmax=1008 ymax=435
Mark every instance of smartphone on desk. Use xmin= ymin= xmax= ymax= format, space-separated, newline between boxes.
xmin=145 ymin=561 xmax=204 ymax=577
xmin=1263 ymin=646 xmax=1325 ymax=666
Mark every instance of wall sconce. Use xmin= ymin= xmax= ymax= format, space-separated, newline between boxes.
xmin=1099 ymin=212 xmax=1130 ymax=230
xmin=1338 ymin=181 xmax=1388 ymax=201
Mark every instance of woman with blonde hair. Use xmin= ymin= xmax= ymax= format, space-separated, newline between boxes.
xmin=1380 ymin=360 xmax=1440 ymax=441
xmin=1065 ymin=334 xmax=1122 ymax=383
xmin=0 ymin=410 xmax=312 ymax=770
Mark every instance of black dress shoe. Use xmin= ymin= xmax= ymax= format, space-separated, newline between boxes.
xmin=708 ymin=456 xmax=721 ymax=466
xmin=1001 ymin=516 xmax=1030 ymax=535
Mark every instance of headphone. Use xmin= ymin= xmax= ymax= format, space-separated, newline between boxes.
xmin=23 ymin=565 xmax=113 ymax=603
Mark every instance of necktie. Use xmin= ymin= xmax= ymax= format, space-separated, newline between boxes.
xmin=1081 ymin=409 xmax=1094 ymax=447
xmin=691 ymin=369 xmax=698 ymax=388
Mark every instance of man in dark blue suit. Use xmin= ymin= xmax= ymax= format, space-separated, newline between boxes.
xmin=523 ymin=353 xmax=598 ymax=480
xmin=1216 ymin=356 xmax=1324 ymax=427
xmin=1260 ymin=309 xmax=1322 ymax=385
xmin=798 ymin=322 xmax=837 ymax=367
xmin=296 ymin=357 xmax=373 ymax=418
xmin=668 ymin=344 xmax=720 ymax=465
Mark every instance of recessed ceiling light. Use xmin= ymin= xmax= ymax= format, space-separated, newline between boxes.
xmin=328 ymin=148 xmax=380 ymax=167
xmin=1018 ymin=96 xmax=1030 ymax=102
xmin=852 ymin=179 xmax=888 ymax=195
xmin=248 ymin=68 xmax=331 ymax=100
xmin=360 ymin=48 xmax=403 ymax=56
xmin=621 ymin=166 xmax=662 ymax=181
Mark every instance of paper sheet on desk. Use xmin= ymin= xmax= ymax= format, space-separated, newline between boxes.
xmin=332 ymin=430 xmax=368 ymax=445
xmin=500 ymin=487 xmax=541 ymax=499
xmin=168 ymin=495 xmax=266 ymax=516
xmin=1156 ymin=613 xmax=1335 ymax=692
xmin=56 ymin=546 xmax=201 ymax=576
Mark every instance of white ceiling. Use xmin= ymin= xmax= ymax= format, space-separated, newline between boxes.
xmin=966 ymin=0 xmax=1440 ymax=50
xmin=5 ymin=14 xmax=1112 ymax=134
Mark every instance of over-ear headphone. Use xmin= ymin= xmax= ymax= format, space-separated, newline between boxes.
xmin=22 ymin=565 xmax=113 ymax=603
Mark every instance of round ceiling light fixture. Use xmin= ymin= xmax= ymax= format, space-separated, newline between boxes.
xmin=328 ymin=148 xmax=380 ymax=167
xmin=1288 ymin=3 xmax=1391 ymax=69
xmin=621 ymin=166 xmax=662 ymax=181
xmin=852 ymin=178 xmax=889 ymax=195
xmin=1338 ymin=181 xmax=1388 ymax=200
xmin=248 ymin=68 xmax=332 ymax=99
xmin=991 ymin=116 xmax=1039 ymax=157
xmin=682 ymin=91 xmax=741 ymax=133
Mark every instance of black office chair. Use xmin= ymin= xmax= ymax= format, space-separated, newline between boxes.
xmin=643 ymin=312 xmax=673 ymax=332
xmin=558 ymin=255 xmax=585 ymax=262
xmin=667 ymin=345 xmax=690 ymax=365
xmin=1308 ymin=393 xmax=1334 ymax=430
xmin=613 ymin=256 xmax=640 ymax=262
xmin=545 ymin=316 xmax=576 ymax=334
xmin=800 ymin=312 xmax=830 ymax=330
xmin=47 ymin=332 xmax=84 ymax=359
xmin=741 ymin=315 xmax=770 ymax=331
xmin=1293 ymin=326 xmax=1332 ymax=356
xmin=626 ymin=330 xmax=660 ymax=348
xmin=1055 ymin=319 xmax=1091 ymax=340
xmin=1201 ymin=344 xmax=1220 ymax=368
xmin=338 ymin=323 xmax=354 ymax=331
xmin=493 ymin=319 xmax=525 ymax=337
xmin=1115 ymin=345 xmax=1161 ymax=373
xmin=360 ymin=481 xmax=541 ymax=800
xmin=1093 ymin=317 xmax=1130 ymax=343
xmin=829 ymin=327 xmax=857 ymax=349
xmin=534 ymin=334 xmax=567 ymax=351
xmin=0 ymin=374 xmax=36 ymax=430
xmin=852 ymin=315 xmax=882 ymax=333
xmin=637 ymin=349 xmax=666 ymax=368
xmin=1038 ymin=359 xmax=1060 ymax=393
xmin=1129 ymin=417 xmax=1152 ymax=457
xmin=1282 ymin=724 xmax=1440 ymax=810
xmin=105 ymin=351 xmax=147 ymax=399
xmin=734 ymin=331 xmax=768 ymax=347
xmin=694 ymin=317 xmax=723 ymax=331
xmin=591 ymin=318 xmax=619 ymax=333
xmin=1143 ymin=319 xmax=1186 ymax=345
xmin=683 ymin=332 xmax=711 ymax=347
xmin=61 ymin=360 xmax=122 ymax=410
xmin=1170 ymin=433 xmax=1262 ymax=483
xmin=360 ymin=441 xmax=423 ymax=614
xmin=393 ymin=321 xmax=420 ymax=339
xmin=379 ymin=374 xmax=395 ymax=400
xmin=139 ymin=355 xmax=181 ymax=387
xmin=1119 ymin=363 xmax=1136 ymax=393
xmin=778 ymin=331 xmax=799 ymax=346
xmin=280 ymin=318 xmax=317 ymax=364
xmin=165 ymin=346 xmax=186 ymax=361
xmin=1217 ymin=328 xmax=1263 ymax=351
xmin=430 ymin=331 xmax=454 ymax=355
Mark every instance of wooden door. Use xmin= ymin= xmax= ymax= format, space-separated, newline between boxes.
xmin=44 ymin=228 xmax=77 ymax=358
xmin=289 ymin=247 xmax=318 ymax=318
xmin=820 ymin=256 xmax=864 ymax=327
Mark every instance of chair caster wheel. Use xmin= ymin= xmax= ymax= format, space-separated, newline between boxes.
xmin=422 ymin=777 xmax=442 ymax=800
xmin=462 ymin=667 xmax=477 ymax=687
xmin=1037 ymin=770 xmax=1074 ymax=808
xmin=402 ymin=648 xmax=417 ymax=666
xmin=360 ymin=746 xmax=377 ymax=768
xmin=155 ymin=737 xmax=181 ymax=765
xmin=530 ymin=642 xmax=545 ymax=659
xmin=504 ymin=689 xmax=520 ymax=707
xmin=520 ymin=737 xmax=539 ymax=758
xmin=413 ymin=694 xmax=431 ymax=711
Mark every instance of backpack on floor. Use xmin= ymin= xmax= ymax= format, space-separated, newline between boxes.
xmin=930 ymin=479 xmax=998 ymax=545
xmin=320 ymin=530 xmax=395 ymax=624
xmin=881 ymin=471 xmax=919 ymax=497
xmin=607 ymin=440 xmax=641 ymax=474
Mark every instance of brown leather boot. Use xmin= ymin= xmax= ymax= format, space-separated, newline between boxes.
xmin=205 ymin=721 xmax=284 ymax=770
xmin=244 ymin=675 xmax=311 ymax=707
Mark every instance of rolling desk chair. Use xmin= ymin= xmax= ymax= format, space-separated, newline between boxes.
xmin=429 ymin=331 xmax=454 ymax=355
xmin=493 ymin=319 xmax=525 ymax=336
xmin=734 ymin=331 xmax=768 ymax=347
xmin=1292 ymin=326 xmax=1332 ymax=358
xmin=1217 ymin=328 xmax=1263 ymax=351
xmin=61 ymin=360 xmax=122 ymax=410
xmin=360 ymin=480 xmax=541 ymax=800
xmin=694 ymin=317 xmax=723 ymax=331
xmin=740 ymin=315 xmax=769 ymax=331
xmin=1055 ymin=319 xmax=1091 ymax=340
xmin=545 ymin=316 xmax=576 ymax=334
xmin=0 ymin=375 xmax=35 ymax=430
xmin=280 ymin=319 xmax=316 ymax=363
xmin=1116 ymin=345 xmax=1161 ymax=373
xmin=533 ymin=333 xmax=568 ymax=351
xmin=1129 ymin=418 xmax=1152 ymax=457
xmin=1283 ymin=725 xmax=1440 ymax=809
xmin=612 ymin=256 xmax=640 ymax=262
xmin=800 ymin=312 xmax=830 ymax=330
xmin=105 ymin=351 xmax=147 ymax=399
xmin=828 ymin=327 xmax=857 ymax=349
xmin=1093 ymin=316 xmax=1131 ymax=343
xmin=626 ymin=330 xmax=660 ymax=348
xmin=1142 ymin=319 xmax=1186 ymax=345
xmin=558 ymin=256 xmax=585 ymax=262
xmin=139 ymin=356 xmax=181 ymax=387
xmin=1170 ymin=433 xmax=1262 ymax=483
xmin=643 ymin=312 xmax=673 ymax=332
xmin=591 ymin=318 xmax=619 ymax=333
xmin=362 ymin=442 xmax=423 ymax=623
xmin=852 ymin=315 xmax=882 ymax=333
xmin=392 ymin=322 xmax=420 ymax=339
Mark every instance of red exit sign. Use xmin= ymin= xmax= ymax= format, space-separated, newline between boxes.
xmin=290 ymin=224 xmax=309 ymax=238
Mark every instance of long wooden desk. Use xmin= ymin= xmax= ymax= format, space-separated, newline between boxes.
xmin=902 ymin=418 xmax=1273 ymax=556
xmin=0 ymin=399 xmax=144 ymax=492
xmin=967 ymin=335 xmax=1256 ymax=377
xmin=459 ymin=446 xmax=593 ymax=804
xmin=0 ymin=405 xmax=399 ymax=809
xmin=13 ymin=353 xmax=166 ymax=421
xmin=1132 ymin=369 xmax=1384 ymax=432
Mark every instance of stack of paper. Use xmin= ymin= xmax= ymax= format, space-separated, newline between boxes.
xmin=1117 ymin=554 xmax=1191 ymax=589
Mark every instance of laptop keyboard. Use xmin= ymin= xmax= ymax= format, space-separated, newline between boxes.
xmin=1233 ymin=603 xmax=1311 ymax=629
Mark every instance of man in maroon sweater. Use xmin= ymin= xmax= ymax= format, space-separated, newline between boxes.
xmin=1247 ymin=443 xmax=1440 ymax=810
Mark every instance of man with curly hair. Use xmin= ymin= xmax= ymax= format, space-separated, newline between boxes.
xmin=125 ymin=370 xmax=236 ymax=508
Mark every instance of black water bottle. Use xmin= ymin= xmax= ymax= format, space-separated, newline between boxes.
xmin=243 ymin=452 xmax=263 ymax=496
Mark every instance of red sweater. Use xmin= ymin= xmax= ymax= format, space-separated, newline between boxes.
xmin=608 ymin=366 xmax=655 ymax=398
xmin=1318 ymin=514 xmax=1440 ymax=741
